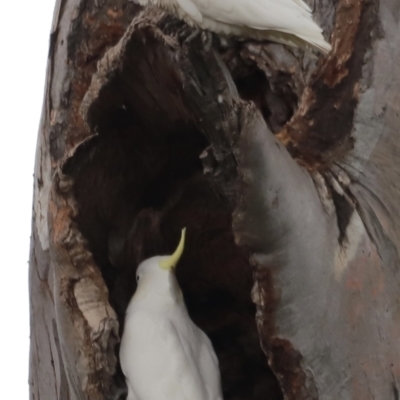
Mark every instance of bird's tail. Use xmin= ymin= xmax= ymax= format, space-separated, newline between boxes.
xmin=248 ymin=28 xmax=331 ymax=54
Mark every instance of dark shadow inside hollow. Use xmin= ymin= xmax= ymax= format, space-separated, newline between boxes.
xmin=234 ymin=69 xmax=297 ymax=134
xmin=65 ymin=32 xmax=283 ymax=400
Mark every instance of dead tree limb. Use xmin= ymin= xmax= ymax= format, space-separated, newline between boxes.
xmin=30 ymin=0 xmax=400 ymax=399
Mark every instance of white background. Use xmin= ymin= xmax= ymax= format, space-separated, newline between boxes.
xmin=0 ymin=1 xmax=55 ymax=398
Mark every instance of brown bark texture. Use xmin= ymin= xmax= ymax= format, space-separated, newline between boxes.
xmin=29 ymin=0 xmax=400 ymax=400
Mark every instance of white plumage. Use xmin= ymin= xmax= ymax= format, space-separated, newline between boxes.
xmin=120 ymin=229 xmax=223 ymax=400
xmin=136 ymin=0 xmax=331 ymax=53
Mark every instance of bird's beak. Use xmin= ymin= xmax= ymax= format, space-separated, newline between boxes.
xmin=159 ymin=228 xmax=186 ymax=271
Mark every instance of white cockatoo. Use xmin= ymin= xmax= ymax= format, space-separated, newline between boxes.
xmin=135 ymin=0 xmax=331 ymax=53
xmin=120 ymin=229 xmax=223 ymax=400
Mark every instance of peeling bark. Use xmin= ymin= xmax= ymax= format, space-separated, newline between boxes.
xmin=30 ymin=1 xmax=400 ymax=400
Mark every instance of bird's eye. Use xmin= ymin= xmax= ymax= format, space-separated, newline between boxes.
xmin=136 ymin=276 xmax=140 ymax=282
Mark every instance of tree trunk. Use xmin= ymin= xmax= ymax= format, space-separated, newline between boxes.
xmin=29 ymin=1 xmax=400 ymax=400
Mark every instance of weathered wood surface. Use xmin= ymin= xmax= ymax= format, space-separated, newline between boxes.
xmin=29 ymin=0 xmax=400 ymax=399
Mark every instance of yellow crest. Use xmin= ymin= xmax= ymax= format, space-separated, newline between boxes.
xmin=159 ymin=228 xmax=186 ymax=270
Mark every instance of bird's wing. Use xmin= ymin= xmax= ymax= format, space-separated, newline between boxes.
xmin=196 ymin=329 xmax=223 ymax=400
xmin=193 ymin=0 xmax=315 ymax=31
xmin=120 ymin=311 xmax=209 ymax=400
xmin=183 ymin=0 xmax=331 ymax=52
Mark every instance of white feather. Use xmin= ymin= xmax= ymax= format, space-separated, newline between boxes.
xmin=176 ymin=0 xmax=203 ymax=23
xmin=139 ymin=0 xmax=331 ymax=53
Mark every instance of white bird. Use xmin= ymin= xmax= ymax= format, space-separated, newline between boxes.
xmin=135 ymin=0 xmax=331 ymax=53
xmin=120 ymin=228 xmax=223 ymax=400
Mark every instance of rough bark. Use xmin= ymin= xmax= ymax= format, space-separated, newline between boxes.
xmin=29 ymin=0 xmax=400 ymax=400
